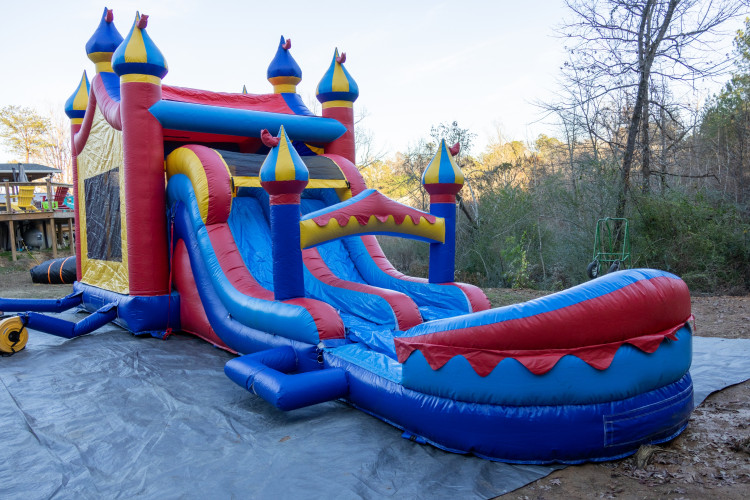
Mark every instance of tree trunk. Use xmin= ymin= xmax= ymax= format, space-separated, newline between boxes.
xmin=616 ymin=0 xmax=678 ymax=220
xmin=641 ymin=87 xmax=651 ymax=194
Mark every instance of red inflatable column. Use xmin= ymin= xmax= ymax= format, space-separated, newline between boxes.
xmin=322 ymin=106 xmax=355 ymax=164
xmin=316 ymin=48 xmax=359 ymax=165
xmin=112 ymin=13 xmax=169 ymax=296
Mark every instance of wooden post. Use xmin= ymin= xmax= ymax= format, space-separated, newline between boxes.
xmin=67 ymin=217 xmax=74 ymax=249
xmin=4 ymin=182 xmax=16 ymax=261
xmin=9 ymin=220 xmax=16 ymax=262
xmin=49 ymin=217 xmax=57 ymax=259
xmin=45 ymin=178 xmax=53 ymax=211
xmin=4 ymin=181 xmax=10 ymax=212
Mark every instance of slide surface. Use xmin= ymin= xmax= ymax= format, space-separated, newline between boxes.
xmin=167 ymin=158 xmax=479 ymax=354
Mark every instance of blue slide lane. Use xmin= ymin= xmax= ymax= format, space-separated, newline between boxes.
xmin=230 ymin=190 xmax=403 ymax=330
xmin=166 ymin=174 xmax=324 ymax=345
xmin=304 ymin=188 xmax=474 ymax=316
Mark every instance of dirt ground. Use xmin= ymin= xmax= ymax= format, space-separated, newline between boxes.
xmin=1 ymin=253 xmax=749 ymax=499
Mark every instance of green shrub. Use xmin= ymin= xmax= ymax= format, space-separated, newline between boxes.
xmin=632 ymin=190 xmax=750 ymax=293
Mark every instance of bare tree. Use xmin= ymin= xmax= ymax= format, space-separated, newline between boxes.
xmin=354 ymin=107 xmax=386 ymax=169
xmin=39 ymin=108 xmax=72 ymax=183
xmin=552 ymin=0 xmax=748 ymax=217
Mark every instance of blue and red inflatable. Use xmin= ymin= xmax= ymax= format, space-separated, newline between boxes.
xmin=0 ymin=7 xmax=694 ymax=464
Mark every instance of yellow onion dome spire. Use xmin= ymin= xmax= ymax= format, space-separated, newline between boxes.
xmin=112 ymin=12 xmax=168 ymax=81
xmin=316 ymin=48 xmax=358 ymax=108
xmin=422 ymin=140 xmax=465 ymax=196
xmin=64 ymin=71 xmax=90 ymax=124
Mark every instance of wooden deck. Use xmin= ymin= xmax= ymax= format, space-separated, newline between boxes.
xmin=1 ymin=181 xmax=75 ymax=262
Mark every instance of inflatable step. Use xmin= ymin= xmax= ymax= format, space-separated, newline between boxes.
xmin=225 ymin=346 xmax=348 ymax=411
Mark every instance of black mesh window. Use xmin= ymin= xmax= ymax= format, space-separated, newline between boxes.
xmin=84 ymin=168 xmax=122 ymax=262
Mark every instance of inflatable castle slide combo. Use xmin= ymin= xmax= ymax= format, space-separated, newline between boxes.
xmin=0 ymin=8 xmax=695 ymax=464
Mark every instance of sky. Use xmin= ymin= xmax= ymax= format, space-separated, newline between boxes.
xmin=0 ymin=0 xmax=744 ymax=161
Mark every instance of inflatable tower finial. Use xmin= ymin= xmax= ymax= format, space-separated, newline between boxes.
xmin=112 ymin=12 xmax=168 ymax=82
xmin=267 ymin=36 xmax=302 ymax=94
xmin=316 ymin=48 xmax=358 ymax=163
xmin=64 ymin=71 xmax=90 ymax=125
xmin=316 ymin=48 xmax=359 ymax=107
xmin=85 ymin=7 xmax=124 ymax=73
xmin=259 ymin=125 xmax=309 ymax=301
xmin=422 ymin=139 xmax=465 ymax=283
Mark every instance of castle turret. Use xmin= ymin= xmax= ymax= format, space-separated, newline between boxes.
xmin=64 ymin=71 xmax=91 ymax=281
xmin=111 ymin=12 xmax=169 ymax=296
xmin=64 ymin=71 xmax=90 ymax=125
xmin=259 ymin=125 xmax=309 ymax=301
xmin=85 ymin=7 xmax=123 ymax=74
xmin=316 ymin=48 xmax=358 ymax=164
xmin=267 ymin=36 xmax=302 ymax=94
xmin=112 ymin=13 xmax=169 ymax=82
xmin=422 ymin=140 xmax=465 ymax=284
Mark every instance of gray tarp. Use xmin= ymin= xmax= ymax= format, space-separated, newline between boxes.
xmin=1 ymin=317 xmax=749 ymax=499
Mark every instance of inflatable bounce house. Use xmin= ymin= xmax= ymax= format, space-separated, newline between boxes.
xmin=0 ymin=8 xmax=695 ymax=464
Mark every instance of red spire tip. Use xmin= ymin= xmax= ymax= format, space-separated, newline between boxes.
xmin=105 ymin=9 xmax=114 ymax=23
xmin=137 ymin=14 xmax=149 ymax=29
xmin=336 ymin=52 xmax=346 ymax=64
xmin=261 ymin=129 xmax=280 ymax=148
xmin=282 ymin=38 xmax=291 ymax=50
xmin=449 ymin=142 xmax=460 ymax=157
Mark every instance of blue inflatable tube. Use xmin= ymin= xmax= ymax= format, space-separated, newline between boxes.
xmin=0 ymin=292 xmax=82 ymax=313
xmin=150 ymin=100 xmax=346 ymax=143
xmin=73 ymin=283 xmax=180 ymax=335
xmin=225 ymin=346 xmax=348 ymax=411
xmin=24 ymin=303 xmax=117 ymax=339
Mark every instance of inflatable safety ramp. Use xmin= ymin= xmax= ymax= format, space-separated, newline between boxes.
xmin=226 ymin=269 xmax=694 ymax=464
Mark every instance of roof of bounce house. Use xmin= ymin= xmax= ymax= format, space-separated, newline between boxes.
xmin=71 ymin=8 xmax=349 ymax=152
xmin=152 ymin=87 xmax=347 ymax=147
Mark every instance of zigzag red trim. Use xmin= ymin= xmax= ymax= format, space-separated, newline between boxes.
xmin=311 ymin=190 xmax=437 ymax=228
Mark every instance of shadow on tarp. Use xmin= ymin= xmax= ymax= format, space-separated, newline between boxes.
xmin=1 ymin=316 xmax=748 ymax=499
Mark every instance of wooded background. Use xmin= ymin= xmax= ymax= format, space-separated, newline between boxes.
xmin=361 ymin=1 xmax=750 ymax=294
xmin=2 ymin=1 xmax=748 ymax=293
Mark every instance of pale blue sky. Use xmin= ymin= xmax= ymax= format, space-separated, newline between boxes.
xmin=0 ymin=0 xmax=742 ymax=160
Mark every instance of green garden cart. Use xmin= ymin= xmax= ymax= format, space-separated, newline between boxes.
xmin=587 ymin=217 xmax=630 ymax=279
